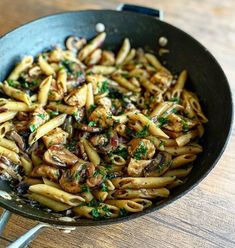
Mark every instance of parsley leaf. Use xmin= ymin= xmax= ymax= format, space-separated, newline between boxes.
xmin=112 ymin=147 xmax=128 ymax=159
xmin=7 ymin=80 xmax=19 ymax=87
xmin=91 ymin=208 xmax=100 ymax=218
xmin=98 ymin=80 xmax=109 ymax=93
xmin=100 ymin=183 xmax=108 ymax=192
xmin=157 ymin=117 xmax=168 ymax=128
xmin=38 ymin=113 xmax=46 ymax=120
xmin=135 ymin=125 xmax=149 ymax=138
xmin=81 ymin=184 xmax=90 ymax=192
xmin=29 ymin=124 xmax=37 ymax=133
xmin=88 ymin=121 xmax=97 ymax=127
xmin=119 ymin=208 xmax=128 ymax=217
xmin=133 ymin=141 xmax=147 ymax=160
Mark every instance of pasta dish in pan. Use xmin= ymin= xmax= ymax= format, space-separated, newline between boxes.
xmin=0 ymin=32 xmax=207 ymax=219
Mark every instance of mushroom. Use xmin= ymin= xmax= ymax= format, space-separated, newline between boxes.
xmin=0 ymin=156 xmax=22 ymax=181
xmin=128 ymin=138 xmax=156 ymax=160
xmin=6 ymin=130 xmax=25 ymax=150
xmin=30 ymin=164 xmax=60 ymax=182
xmin=143 ymin=152 xmax=172 ymax=177
xmin=59 ymin=162 xmax=106 ymax=193
xmin=43 ymin=145 xmax=79 ymax=168
xmin=65 ymin=36 xmax=86 ymax=51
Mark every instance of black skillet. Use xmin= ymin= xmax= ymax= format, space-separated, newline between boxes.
xmin=0 ymin=4 xmax=233 ymax=247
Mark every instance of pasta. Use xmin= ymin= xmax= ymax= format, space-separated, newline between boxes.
xmin=0 ymin=33 xmax=207 ymax=220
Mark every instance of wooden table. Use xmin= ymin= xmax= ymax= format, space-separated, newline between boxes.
xmin=0 ymin=0 xmax=235 ymax=247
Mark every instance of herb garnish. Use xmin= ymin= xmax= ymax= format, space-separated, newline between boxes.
xmin=135 ymin=125 xmax=149 ymax=138
xmin=38 ymin=113 xmax=46 ymax=120
xmin=134 ymin=141 xmax=147 ymax=160
xmin=98 ymin=80 xmax=109 ymax=93
xmin=7 ymin=80 xmax=19 ymax=87
xmin=112 ymin=147 xmax=128 ymax=159
xmin=119 ymin=208 xmax=128 ymax=217
xmin=29 ymin=124 xmax=37 ymax=132
xmin=91 ymin=208 xmax=100 ymax=218
xmin=88 ymin=121 xmax=97 ymax=127
xmin=100 ymin=183 xmax=108 ymax=192
xmin=157 ymin=117 xmax=168 ymax=128
xmin=81 ymin=184 xmax=90 ymax=192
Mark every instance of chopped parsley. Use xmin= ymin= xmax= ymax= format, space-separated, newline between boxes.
xmin=7 ymin=80 xmax=19 ymax=87
xmin=135 ymin=125 xmax=149 ymax=138
xmin=49 ymin=111 xmax=59 ymax=118
xmin=181 ymin=119 xmax=189 ymax=131
xmin=100 ymin=183 xmax=108 ymax=192
xmin=159 ymin=140 xmax=166 ymax=148
xmin=65 ymin=140 xmax=77 ymax=153
xmin=38 ymin=113 xmax=46 ymax=120
xmin=112 ymin=147 xmax=128 ymax=159
xmin=77 ymin=71 xmax=83 ymax=77
xmin=119 ymin=208 xmax=128 ymax=217
xmin=157 ymin=117 xmax=168 ymax=128
xmin=29 ymin=124 xmax=37 ymax=133
xmin=134 ymin=141 xmax=147 ymax=160
xmin=93 ymin=168 xmax=106 ymax=179
xmin=72 ymin=112 xmax=81 ymax=122
xmin=98 ymin=80 xmax=109 ymax=93
xmin=102 ymin=205 xmax=111 ymax=217
xmin=88 ymin=121 xmax=97 ymax=127
xmin=87 ymin=104 xmax=97 ymax=115
xmin=169 ymin=97 xmax=180 ymax=103
xmin=81 ymin=184 xmax=90 ymax=193
xmin=87 ymin=198 xmax=100 ymax=207
xmin=75 ymin=172 xmax=80 ymax=181
xmin=171 ymin=108 xmax=178 ymax=114
xmin=91 ymin=208 xmax=100 ymax=218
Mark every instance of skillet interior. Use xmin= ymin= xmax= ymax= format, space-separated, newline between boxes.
xmin=0 ymin=10 xmax=233 ymax=226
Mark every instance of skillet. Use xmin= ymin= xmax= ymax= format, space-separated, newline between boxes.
xmin=0 ymin=4 xmax=233 ymax=247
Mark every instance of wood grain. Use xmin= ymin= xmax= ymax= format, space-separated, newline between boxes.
xmin=0 ymin=0 xmax=235 ymax=247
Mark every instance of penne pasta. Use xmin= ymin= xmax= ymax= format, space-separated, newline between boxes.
xmin=111 ymin=177 xmax=175 ymax=189
xmin=38 ymin=76 xmax=52 ymax=106
xmin=82 ymin=138 xmax=100 ymax=165
xmin=8 ymin=56 xmax=33 ymax=80
xmin=20 ymin=156 xmax=33 ymax=175
xmin=86 ymin=83 xmax=94 ymax=112
xmin=28 ymin=114 xmax=67 ymax=145
xmin=38 ymin=55 xmax=55 ymax=75
xmin=116 ymin=38 xmax=131 ymax=65
xmin=47 ymin=102 xmax=77 ymax=115
xmin=27 ymin=192 xmax=71 ymax=212
xmin=163 ymin=166 xmax=193 ymax=178
xmin=2 ymin=82 xmax=31 ymax=105
xmin=112 ymin=74 xmax=140 ymax=92
xmin=0 ymin=138 xmax=19 ymax=153
xmin=57 ymin=68 xmax=67 ymax=94
xmin=42 ymin=177 xmax=61 ymax=189
xmin=0 ymin=121 xmax=14 ymax=137
xmin=29 ymin=184 xmax=85 ymax=206
xmin=164 ymin=144 xmax=202 ymax=156
xmin=172 ymin=154 xmax=197 ymax=169
xmin=0 ymin=145 xmax=21 ymax=164
xmin=173 ymin=70 xmax=187 ymax=90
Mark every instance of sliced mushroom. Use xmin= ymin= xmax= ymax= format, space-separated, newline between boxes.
xmin=30 ymin=164 xmax=60 ymax=182
xmin=59 ymin=162 xmax=106 ymax=193
xmin=43 ymin=145 xmax=79 ymax=168
xmin=143 ymin=152 xmax=172 ymax=177
xmin=5 ymin=130 xmax=25 ymax=150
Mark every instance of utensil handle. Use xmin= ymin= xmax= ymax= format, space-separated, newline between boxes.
xmin=0 ymin=210 xmax=12 ymax=235
xmin=7 ymin=223 xmax=50 ymax=248
xmin=117 ymin=3 xmax=164 ymax=20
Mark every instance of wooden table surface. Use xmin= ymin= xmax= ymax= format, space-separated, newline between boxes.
xmin=0 ymin=0 xmax=235 ymax=247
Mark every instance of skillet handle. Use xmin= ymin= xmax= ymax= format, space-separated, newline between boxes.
xmin=0 ymin=210 xmax=12 ymax=235
xmin=116 ymin=3 xmax=164 ymax=20
xmin=7 ymin=223 xmax=50 ymax=248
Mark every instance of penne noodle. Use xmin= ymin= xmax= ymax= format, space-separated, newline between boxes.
xmin=128 ymin=112 xmax=169 ymax=139
xmin=164 ymin=144 xmax=202 ymax=156
xmin=81 ymin=191 xmax=94 ymax=203
xmin=0 ymin=121 xmax=14 ymax=137
xmin=139 ymin=77 xmax=162 ymax=94
xmin=122 ymin=48 xmax=136 ymax=65
xmin=111 ymin=177 xmax=175 ymax=189
xmin=175 ymin=130 xmax=198 ymax=147
xmin=85 ymin=49 xmax=102 ymax=65
xmin=8 ymin=56 xmax=33 ymax=80
xmin=116 ymin=38 xmax=131 ymax=65
xmin=29 ymin=184 xmax=85 ymax=206
xmin=73 ymin=203 xmax=119 ymax=218
xmin=150 ymin=101 xmax=174 ymax=118
xmin=93 ymin=190 xmax=108 ymax=202
xmin=57 ymin=68 xmax=67 ymax=94
xmin=173 ymin=70 xmax=187 ymax=90
xmin=28 ymin=114 xmax=67 ymax=145
xmin=47 ymin=102 xmax=77 ymax=115
xmin=163 ymin=166 xmax=193 ymax=178
xmin=20 ymin=156 xmax=33 ymax=175
xmin=112 ymin=110 xmax=139 ymax=124
xmin=27 ymin=192 xmax=71 ymax=212
xmin=172 ymin=154 xmax=197 ymax=169
xmin=86 ymin=65 xmax=116 ymax=75
xmin=2 ymin=82 xmax=31 ymax=105
xmin=86 ymin=83 xmax=94 ymax=112
xmin=110 ymin=154 xmax=126 ymax=166
xmin=113 ymin=188 xmax=170 ymax=199
xmin=0 ymin=138 xmax=19 ymax=153
xmin=82 ymin=138 xmax=100 ymax=165
xmin=79 ymin=32 xmax=106 ymax=61
xmin=167 ymin=179 xmax=184 ymax=189
xmin=38 ymin=75 xmax=52 ymax=106
xmin=112 ymin=74 xmax=140 ymax=92
xmin=145 ymin=53 xmax=165 ymax=71
xmin=31 ymin=150 xmax=43 ymax=167
xmin=0 ymin=145 xmax=21 ymax=164
xmin=38 ymin=55 xmax=55 ymax=75
xmin=42 ymin=177 xmax=61 ymax=189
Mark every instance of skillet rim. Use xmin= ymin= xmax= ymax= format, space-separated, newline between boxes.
xmin=0 ymin=9 xmax=233 ymax=227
